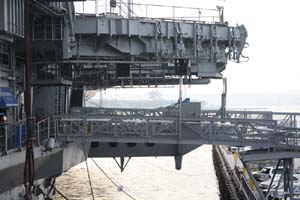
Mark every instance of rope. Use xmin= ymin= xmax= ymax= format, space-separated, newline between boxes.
xmin=81 ymin=120 xmax=95 ymax=200
xmin=85 ymin=159 xmax=95 ymax=200
xmin=91 ymin=158 xmax=137 ymax=200
xmin=24 ymin=0 xmax=35 ymax=197
xmin=54 ymin=187 xmax=70 ymax=200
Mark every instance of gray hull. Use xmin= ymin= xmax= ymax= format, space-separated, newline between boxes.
xmin=0 ymin=143 xmax=85 ymax=199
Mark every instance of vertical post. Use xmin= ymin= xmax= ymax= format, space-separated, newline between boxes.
xmin=221 ymin=78 xmax=227 ymax=119
xmin=173 ymin=6 xmax=175 ymax=20
xmin=209 ymin=121 xmax=213 ymax=143
xmin=37 ymin=122 xmax=40 ymax=146
xmin=83 ymin=118 xmax=87 ymax=136
xmin=105 ymin=0 xmax=107 ymax=15
xmin=54 ymin=119 xmax=57 ymax=139
xmin=4 ymin=125 xmax=8 ymax=153
xmin=289 ymin=159 xmax=294 ymax=200
xmin=82 ymin=1 xmax=85 ymax=15
xmin=175 ymin=77 xmax=183 ymax=168
xmin=275 ymin=121 xmax=278 ymax=152
xmin=95 ymin=0 xmax=98 ymax=16
xmin=47 ymin=118 xmax=50 ymax=139
xmin=267 ymin=131 xmax=270 ymax=152
xmin=114 ymin=119 xmax=117 ymax=137
xmin=146 ymin=4 xmax=148 ymax=18
xmin=145 ymin=119 xmax=149 ymax=138
xmin=99 ymin=89 xmax=103 ymax=108
xmin=24 ymin=0 xmax=36 ymax=195
xmin=19 ymin=124 xmax=22 ymax=149
xmin=119 ymin=0 xmax=122 ymax=16
xmin=217 ymin=6 xmax=224 ymax=23
xmin=297 ymin=131 xmax=299 ymax=152
xmin=179 ymin=77 xmax=182 ymax=141
xmin=241 ymin=124 xmax=245 ymax=147
xmin=82 ymin=86 xmax=86 ymax=107
xmin=127 ymin=0 xmax=132 ymax=18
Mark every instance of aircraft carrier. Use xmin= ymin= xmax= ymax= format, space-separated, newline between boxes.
xmin=1 ymin=0 xmax=300 ymax=199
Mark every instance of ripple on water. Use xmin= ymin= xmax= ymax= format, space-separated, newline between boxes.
xmin=55 ymin=145 xmax=219 ymax=200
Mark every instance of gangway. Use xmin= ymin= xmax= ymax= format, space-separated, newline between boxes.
xmin=52 ymin=105 xmax=300 ymax=200
xmin=55 ymin=106 xmax=300 ymax=152
xmin=1 ymin=0 xmax=297 ymax=199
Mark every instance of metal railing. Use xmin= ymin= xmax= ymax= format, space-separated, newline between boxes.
xmin=2 ymin=109 xmax=300 ymax=155
xmin=75 ymin=0 xmax=223 ymax=23
xmin=71 ymin=107 xmax=163 ymax=117
xmin=0 ymin=117 xmax=52 ymax=156
xmin=36 ymin=118 xmax=52 ymax=146
xmin=201 ymin=110 xmax=300 ymax=128
xmin=241 ymin=176 xmax=259 ymax=200
xmin=70 ymin=107 xmax=300 ymax=129
xmin=54 ymin=113 xmax=300 ymax=151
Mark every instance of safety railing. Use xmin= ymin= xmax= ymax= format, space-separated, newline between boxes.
xmin=241 ymin=176 xmax=259 ymax=200
xmin=54 ymin=113 xmax=300 ymax=151
xmin=201 ymin=110 xmax=300 ymax=128
xmin=69 ymin=107 xmax=300 ymax=129
xmin=0 ymin=117 xmax=53 ymax=156
xmin=71 ymin=107 xmax=163 ymax=117
xmin=0 ymin=123 xmax=8 ymax=155
xmin=74 ymin=0 xmax=223 ymax=23
xmin=2 ymin=109 xmax=299 ymax=155
xmin=36 ymin=117 xmax=52 ymax=146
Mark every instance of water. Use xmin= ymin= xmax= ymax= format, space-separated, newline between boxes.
xmin=56 ymin=97 xmax=300 ymax=200
xmin=54 ymin=145 xmax=220 ymax=200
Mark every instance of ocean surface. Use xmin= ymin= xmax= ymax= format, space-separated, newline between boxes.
xmin=54 ymin=145 xmax=219 ymax=200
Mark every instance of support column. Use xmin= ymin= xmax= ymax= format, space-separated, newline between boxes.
xmin=127 ymin=0 xmax=132 ymax=18
xmin=283 ymin=158 xmax=294 ymax=200
xmin=241 ymin=160 xmax=265 ymax=200
xmin=220 ymin=78 xmax=227 ymax=119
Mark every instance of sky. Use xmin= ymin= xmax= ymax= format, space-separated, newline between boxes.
xmin=76 ymin=0 xmax=300 ymax=104
xmin=223 ymin=0 xmax=300 ymax=95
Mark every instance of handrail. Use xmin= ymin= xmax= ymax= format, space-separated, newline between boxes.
xmin=0 ymin=117 xmax=52 ymax=156
xmin=128 ymin=2 xmax=218 ymax=12
xmin=75 ymin=0 xmax=221 ymax=23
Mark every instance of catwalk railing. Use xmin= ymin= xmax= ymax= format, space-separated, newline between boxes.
xmin=55 ymin=108 xmax=300 ymax=151
xmin=2 ymin=109 xmax=300 ymax=155
xmin=0 ymin=117 xmax=53 ymax=155
xmin=75 ymin=1 xmax=222 ymax=23
xmin=70 ymin=107 xmax=300 ymax=128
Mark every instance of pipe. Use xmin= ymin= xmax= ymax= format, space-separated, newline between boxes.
xmin=67 ymin=2 xmax=75 ymax=41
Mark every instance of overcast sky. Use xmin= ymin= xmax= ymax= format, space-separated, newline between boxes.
xmin=77 ymin=0 xmax=300 ymax=102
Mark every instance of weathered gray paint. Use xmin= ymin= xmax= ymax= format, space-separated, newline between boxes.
xmin=0 ymin=143 xmax=85 ymax=194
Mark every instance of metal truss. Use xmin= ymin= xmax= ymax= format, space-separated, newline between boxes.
xmin=55 ymin=107 xmax=300 ymax=152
